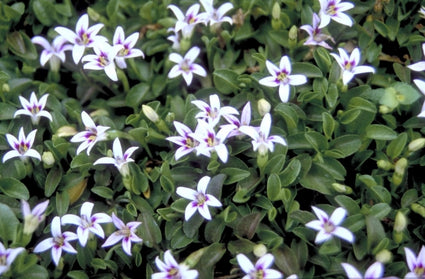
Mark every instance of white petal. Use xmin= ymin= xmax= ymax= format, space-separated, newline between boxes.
xmin=197 ymin=176 xmax=211 ymax=193
xmin=341 ymin=263 xmax=363 ymax=279
xmin=176 ymin=187 xmax=198 ymax=200
xmin=332 ymin=226 xmax=354 ymax=243
xmin=184 ymin=203 xmax=198 ymax=220
xmin=278 ymin=84 xmax=291 ymax=103
xmin=364 ymin=261 xmax=384 ymax=279
xmin=329 ymin=207 xmax=347 ymax=225
xmin=236 ymin=254 xmax=255 ymax=273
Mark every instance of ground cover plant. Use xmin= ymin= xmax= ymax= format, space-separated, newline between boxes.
xmin=1 ymin=0 xmax=425 ymax=278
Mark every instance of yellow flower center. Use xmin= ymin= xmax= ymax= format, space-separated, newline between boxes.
xmin=277 ymin=71 xmax=288 ymax=83
xmin=118 ymin=46 xmax=129 ymax=57
xmin=196 ymin=193 xmax=206 ymax=206
xmin=323 ymin=220 xmax=335 ymax=233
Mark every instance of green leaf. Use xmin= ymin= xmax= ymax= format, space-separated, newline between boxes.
xmin=16 ymin=264 xmax=48 ymax=279
xmin=67 ymin=270 xmax=89 ymax=279
xmin=305 ymin=131 xmax=328 ymax=151
xmin=204 ymin=217 xmax=226 ymax=243
xmin=368 ymin=185 xmax=392 ymax=203
xmin=221 ymin=168 xmax=251 ymax=184
xmin=106 ymin=0 xmax=119 ymax=19
xmin=326 ymin=135 xmax=362 ymax=158
xmin=335 ymin=195 xmax=360 ymax=214
xmin=340 ymin=109 xmax=361 ymax=124
xmin=292 ymin=62 xmax=323 ymax=77
xmin=322 ymin=112 xmax=335 ymax=139
xmin=70 ymin=154 xmax=92 ymax=169
xmin=139 ymin=212 xmax=162 ymax=247
xmin=267 ymin=174 xmax=281 ymax=201
xmin=45 ymin=167 xmax=62 ymax=197
xmin=263 ymin=154 xmax=286 ymax=175
xmin=55 ymin=191 xmax=70 ymax=216
xmin=91 ymin=186 xmax=114 ymax=199
xmin=0 ymin=177 xmax=29 ymax=200
xmin=366 ymin=124 xmax=397 ymax=141
xmin=386 ymin=132 xmax=407 ymax=159
xmin=401 ymin=189 xmax=418 ymax=208
xmin=125 ymin=83 xmax=150 ymax=109
xmin=32 ymin=0 xmax=55 ymax=26
xmin=234 ymin=212 xmax=262 ymax=239
xmin=279 ymin=159 xmax=301 ymax=187
xmin=213 ymin=69 xmax=240 ymax=94
xmin=368 ymin=203 xmax=391 ymax=220
xmin=313 ymin=47 xmax=332 ymax=73
xmin=299 ymin=164 xmax=334 ymax=195
xmin=0 ymin=203 xmax=19 ymax=242
xmin=6 ymin=31 xmax=38 ymax=60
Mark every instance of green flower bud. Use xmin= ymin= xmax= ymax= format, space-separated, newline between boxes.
xmin=142 ymin=105 xmax=159 ymax=123
xmin=377 ymin=159 xmax=393 ymax=171
xmin=411 ymin=203 xmax=425 ymax=218
xmin=272 ymin=2 xmax=281 ymax=20
xmin=332 ymin=183 xmax=353 ymax=194
xmin=379 ymin=105 xmax=392 ymax=114
xmin=253 ymin=243 xmax=268 ymax=257
xmin=2 ymin=83 xmax=10 ymax=93
xmin=56 ymin=126 xmax=77 ymax=137
xmin=42 ymin=151 xmax=55 ymax=168
xmin=165 ymin=112 xmax=175 ymax=123
xmin=257 ymin=98 xmax=271 ymax=116
xmin=394 ymin=211 xmax=407 ymax=232
xmin=408 ymin=138 xmax=425 ymax=152
xmin=393 ymin=231 xmax=403 ymax=244
xmin=375 ymin=249 xmax=392 ymax=264
xmin=394 ymin=158 xmax=408 ymax=176
xmin=288 ymin=25 xmax=298 ymax=41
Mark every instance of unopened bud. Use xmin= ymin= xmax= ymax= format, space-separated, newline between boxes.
xmin=408 ymin=138 xmax=425 ymax=152
xmin=165 ymin=112 xmax=175 ymax=123
xmin=288 ymin=25 xmax=298 ymax=41
xmin=42 ymin=151 xmax=55 ymax=168
xmin=272 ymin=2 xmax=281 ymax=20
xmin=253 ymin=243 xmax=268 ymax=257
xmin=394 ymin=211 xmax=407 ymax=232
xmin=142 ymin=105 xmax=159 ymax=123
xmin=377 ymin=160 xmax=393 ymax=171
xmin=411 ymin=203 xmax=425 ymax=218
xmin=394 ymin=158 xmax=408 ymax=176
xmin=379 ymin=105 xmax=392 ymax=114
xmin=56 ymin=126 xmax=77 ymax=137
xmin=393 ymin=231 xmax=403 ymax=244
xmin=332 ymin=183 xmax=353 ymax=194
xmin=2 ymin=83 xmax=9 ymax=92
xmin=375 ymin=249 xmax=392 ymax=264
xmin=257 ymin=98 xmax=271 ymax=116
xmin=90 ymin=109 xmax=108 ymax=117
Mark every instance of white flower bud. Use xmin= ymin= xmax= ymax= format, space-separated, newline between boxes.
xmin=253 ymin=243 xmax=268 ymax=257
xmin=142 ymin=105 xmax=159 ymax=123
xmin=257 ymin=99 xmax=271 ymax=116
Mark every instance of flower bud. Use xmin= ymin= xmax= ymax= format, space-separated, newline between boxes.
xmin=393 ymin=211 xmax=407 ymax=232
xmin=411 ymin=203 xmax=425 ymax=218
xmin=142 ymin=105 xmax=159 ymax=123
xmin=377 ymin=159 xmax=393 ymax=171
xmin=393 ymin=231 xmax=403 ymax=244
xmin=257 ymin=98 xmax=271 ymax=116
xmin=56 ymin=126 xmax=77 ymax=137
xmin=332 ymin=183 xmax=353 ymax=194
xmin=42 ymin=151 xmax=55 ymax=168
xmin=272 ymin=2 xmax=281 ymax=20
xmin=379 ymin=105 xmax=392 ymax=114
xmin=394 ymin=158 xmax=408 ymax=176
xmin=2 ymin=83 xmax=10 ymax=93
xmin=165 ymin=112 xmax=175 ymax=123
xmin=408 ymin=138 xmax=425 ymax=152
xmin=253 ymin=243 xmax=268 ymax=257
xmin=375 ymin=249 xmax=392 ymax=264
xmin=288 ymin=25 xmax=298 ymax=41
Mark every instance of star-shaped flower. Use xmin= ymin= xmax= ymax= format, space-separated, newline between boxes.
xmin=318 ymin=0 xmax=355 ymax=28
xmin=300 ymin=13 xmax=334 ymax=49
xmin=82 ymin=42 xmax=122 ymax=81
xmin=176 ymin=175 xmax=222 ymax=221
xmin=239 ymin=113 xmax=287 ymax=155
xmin=259 ymin=56 xmax=307 ymax=103
xmin=236 ymin=253 xmax=283 ymax=279
xmin=55 ymin=13 xmax=108 ymax=64
xmin=330 ymin=47 xmax=375 ymax=85
xmin=200 ymin=0 xmax=233 ymax=26
xmin=152 ymin=250 xmax=199 ymax=279
xmin=306 ymin=206 xmax=354 ymax=244
xmin=0 ymin=242 xmax=25 ymax=276
xmin=3 ymin=127 xmax=40 ymax=163
xmin=31 ymin=35 xmax=72 ymax=71
xmin=341 ymin=261 xmax=384 ymax=279
xmin=221 ymin=102 xmax=253 ymax=138
xmin=166 ymin=121 xmax=199 ymax=160
xmin=70 ymin=111 xmax=110 ymax=155
xmin=14 ymin=92 xmax=52 ymax=125
xmin=168 ymin=46 xmax=207 ymax=86
xmin=404 ymin=246 xmax=425 ymax=279
xmin=33 ymin=216 xmax=78 ymax=266
xmin=112 ymin=26 xmax=145 ymax=69
xmin=168 ymin=4 xmax=205 ymax=38
xmin=61 ymin=202 xmax=112 ymax=247
xmin=101 ymin=213 xmax=142 ymax=256
xmin=21 ymin=199 xmax=49 ymax=235
xmin=191 ymin=94 xmax=239 ymax=127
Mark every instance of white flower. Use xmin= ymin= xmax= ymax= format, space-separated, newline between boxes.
xmin=61 ymin=202 xmax=112 ymax=247
xmin=152 ymin=250 xmax=199 ymax=279
xmin=413 ymin=79 xmax=425 ymax=118
xmin=168 ymin=4 xmax=205 ymax=38
xmin=167 ymin=27 xmax=181 ymax=50
xmin=236 ymin=253 xmax=283 ymax=279
xmin=408 ymin=43 xmax=425 ymax=72
xmin=420 ymin=6 xmax=425 ymax=19
xmin=14 ymin=92 xmax=52 ymax=124
xmin=166 ymin=121 xmax=199 ymax=160
xmin=82 ymin=43 xmax=122 ymax=81
xmin=300 ymin=13 xmax=334 ymax=49
xmin=341 ymin=261 xmax=384 ymax=279
xmin=318 ymin=0 xmax=355 ymax=28
xmin=200 ymin=0 xmax=233 ymax=26
xmin=191 ymin=119 xmax=233 ymax=163
xmin=33 ymin=216 xmax=78 ymax=266
xmin=70 ymin=111 xmax=110 ymax=155
xmin=306 ymin=206 xmax=354 ymax=244
xmin=239 ymin=113 xmax=287 ymax=155
xmin=3 ymin=127 xmax=40 ymax=163
xmin=176 ymin=176 xmax=222 ymax=221
xmin=55 ymin=13 xmax=108 ymax=64
xmin=168 ymin=46 xmax=207 ymax=86
xmin=404 ymin=246 xmax=425 ymax=279
xmin=0 ymin=242 xmax=25 ymax=276
xmin=259 ymin=56 xmax=307 ymax=103
xmin=101 ymin=213 xmax=142 ymax=256
xmin=191 ymin=94 xmax=239 ymax=127
xmin=112 ymin=26 xmax=144 ymax=69
xmin=31 ymin=35 xmax=72 ymax=70
xmin=330 ymin=47 xmax=375 ymax=85
xmin=93 ymin=137 xmax=138 ymax=171
xmin=21 ymin=199 xmax=49 ymax=235
xmin=222 ymin=101 xmax=253 ymax=138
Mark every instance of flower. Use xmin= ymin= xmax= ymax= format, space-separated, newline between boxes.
xmin=168 ymin=4 xmax=205 ymax=38
xmin=239 ymin=113 xmax=287 ymax=155
xmin=176 ymin=175 xmax=222 ymax=221
xmin=55 ymin=13 xmax=108 ymax=64
xmin=191 ymin=94 xmax=239 ymax=127
xmin=306 ymin=206 xmax=354 ymax=244
xmin=167 ymin=27 xmax=181 ymax=50
xmin=168 ymin=46 xmax=207 ymax=86
xmin=21 ymin=199 xmax=49 ymax=235
xmin=33 ymin=216 xmax=78 ymax=266
xmin=93 ymin=138 xmax=139 ymax=175
xmin=413 ymin=79 xmax=425 ymax=118
xmin=0 ymin=242 xmax=25 ymax=276
xmin=31 ymin=35 xmax=72 ymax=70
xmin=420 ymin=6 xmax=425 ymax=19
xmin=191 ymin=119 xmax=233 ymax=163
xmin=61 ymin=202 xmax=112 ymax=247
xmin=199 ymin=0 xmax=233 ymax=26
xmin=408 ymin=43 xmax=425 ymax=72
xmin=166 ymin=121 xmax=199 ymax=160
xmin=222 ymin=101 xmax=252 ymax=138
xmin=258 ymin=56 xmax=307 ymax=103
xmin=14 ymin=92 xmax=52 ymax=124
xmin=101 ymin=213 xmax=143 ymax=256
xmin=404 ymin=246 xmax=425 ymax=279
xmin=112 ymin=26 xmax=144 ymax=69
xmin=341 ymin=262 xmax=384 ymax=279
xmin=318 ymin=0 xmax=355 ymax=28
xmin=330 ymin=47 xmax=375 ymax=85
xmin=70 ymin=111 xmax=110 ymax=155
xmin=3 ymin=127 xmax=41 ymax=163
xmin=300 ymin=13 xmax=334 ymax=49
xmin=82 ymin=43 xmax=122 ymax=81
xmin=236 ymin=253 xmax=283 ymax=279
xmin=152 ymin=250 xmax=199 ymax=279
